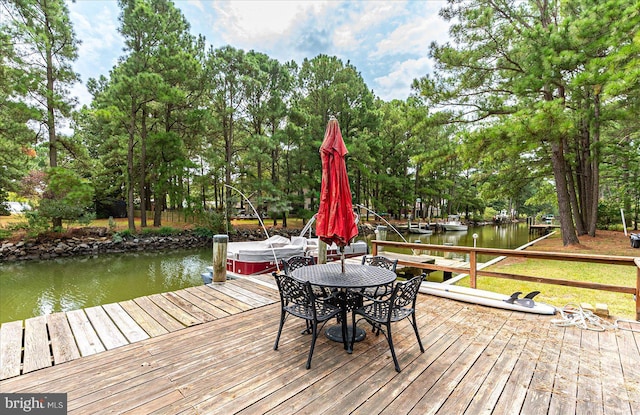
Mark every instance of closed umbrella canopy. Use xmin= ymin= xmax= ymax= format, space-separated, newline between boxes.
xmin=316 ymin=116 xmax=358 ymax=250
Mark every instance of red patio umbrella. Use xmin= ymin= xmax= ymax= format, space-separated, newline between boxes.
xmin=316 ymin=116 xmax=358 ymax=273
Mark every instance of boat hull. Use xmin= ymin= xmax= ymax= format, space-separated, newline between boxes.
xmin=442 ymin=224 xmax=468 ymax=231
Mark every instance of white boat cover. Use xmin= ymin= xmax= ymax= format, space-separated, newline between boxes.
xmin=227 ymin=235 xmax=305 ymax=262
xmin=226 ymin=235 xmax=367 ymax=262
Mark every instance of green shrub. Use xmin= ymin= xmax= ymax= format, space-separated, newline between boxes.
xmin=0 ymin=229 xmax=11 ymax=240
xmin=24 ymin=210 xmax=50 ymax=237
xmin=108 ymin=216 xmax=116 ymax=232
xmin=77 ymin=212 xmax=96 ymax=226
xmin=115 ymin=229 xmax=132 ymax=240
xmin=193 ymin=210 xmax=225 ymax=234
xmin=193 ymin=226 xmax=215 ymax=238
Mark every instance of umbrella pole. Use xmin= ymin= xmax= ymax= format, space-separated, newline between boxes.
xmin=340 ymin=246 xmax=345 ymax=273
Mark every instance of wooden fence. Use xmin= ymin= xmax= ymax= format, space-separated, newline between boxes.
xmin=372 ymin=240 xmax=640 ymax=320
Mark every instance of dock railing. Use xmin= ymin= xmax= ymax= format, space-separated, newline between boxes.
xmin=372 ymin=240 xmax=640 ymax=320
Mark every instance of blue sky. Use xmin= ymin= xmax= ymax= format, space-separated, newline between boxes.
xmin=67 ymin=0 xmax=451 ymax=106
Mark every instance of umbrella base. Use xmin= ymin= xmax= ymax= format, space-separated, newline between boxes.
xmin=325 ymin=324 xmax=366 ymax=343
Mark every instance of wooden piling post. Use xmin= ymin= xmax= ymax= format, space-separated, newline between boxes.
xmin=212 ymin=234 xmax=228 ymax=282
xmin=469 ymin=250 xmax=477 ymax=289
xmin=376 ymin=226 xmax=387 ymax=254
xmin=318 ymin=240 xmax=327 ymax=264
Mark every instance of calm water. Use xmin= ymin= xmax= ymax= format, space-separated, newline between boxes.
xmin=0 ymin=222 xmax=532 ymax=324
xmin=375 ymin=222 xmax=532 ymax=263
xmin=0 ymin=248 xmax=211 ymax=324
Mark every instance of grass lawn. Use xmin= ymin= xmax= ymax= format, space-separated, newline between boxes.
xmin=461 ymin=230 xmax=639 ymax=320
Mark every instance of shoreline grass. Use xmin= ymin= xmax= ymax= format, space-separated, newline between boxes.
xmin=461 ymin=231 xmax=639 ymax=319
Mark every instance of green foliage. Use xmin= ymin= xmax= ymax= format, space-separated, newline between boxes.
xmin=193 ymin=210 xmax=226 ymax=235
xmin=38 ymin=168 xmax=95 ymax=228
xmin=77 ymin=212 xmax=96 ymax=226
xmin=113 ymin=229 xmax=133 ymax=242
xmin=3 ymin=0 xmax=638 ymax=242
xmin=597 ymin=201 xmax=623 ymax=229
xmin=108 ymin=216 xmax=117 ymax=232
xmin=192 ymin=226 xmax=215 ymax=238
xmin=0 ymin=229 xmax=11 ymax=240
xmin=24 ymin=210 xmax=50 ymax=237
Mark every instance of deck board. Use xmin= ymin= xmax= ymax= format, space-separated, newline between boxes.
xmin=119 ymin=299 xmax=169 ymax=338
xmin=22 ymin=316 xmax=51 ymax=373
xmin=66 ymin=309 xmax=106 ymax=357
xmin=84 ymin=306 xmax=129 ymax=350
xmin=102 ymin=303 xmax=150 ymax=343
xmin=1 ymin=274 xmax=639 ymax=415
xmin=133 ymin=296 xmax=185 ymax=331
xmin=47 ymin=312 xmax=81 ymax=364
xmin=0 ymin=320 xmax=23 ymax=379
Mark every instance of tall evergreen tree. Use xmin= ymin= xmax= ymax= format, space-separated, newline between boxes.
xmin=415 ymin=0 xmax=639 ymax=245
xmin=3 ymin=0 xmax=79 ymax=227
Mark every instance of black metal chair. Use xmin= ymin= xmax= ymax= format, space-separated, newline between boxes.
xmin=351 ymin=273 xmax=426 ymax=372
xmin=272 ymin=272 xmax=342 ymax=369
xmin=282 ymin=255 xmax=332 ymax=299
xmin=360 ymin=255 xmax=398 ymax=299
xmin=282 ymin=255 xmax=316 ymax=274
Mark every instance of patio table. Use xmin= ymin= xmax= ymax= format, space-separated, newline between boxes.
xmin=290 ymin=263 xmax=397 ymax=353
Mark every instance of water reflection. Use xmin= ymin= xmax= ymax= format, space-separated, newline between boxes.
xmin=0 ymin=248 xmax=211 ymax=324
xmin=373 ymin=222 xmax=532 ymax=263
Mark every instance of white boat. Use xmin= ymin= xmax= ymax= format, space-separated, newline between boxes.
xmin=419 ymin=281 xmax=556 ymax=315
xmin=224 ymin=235 xmax=368 ymax=275
xmin=442 ymin=215 xmax=468 ymax=231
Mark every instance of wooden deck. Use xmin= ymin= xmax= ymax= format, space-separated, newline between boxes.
xmin=1 ymin=276 xmax=639 ymax=414
xmin=0 ymin=277 xmax=278 ymax=380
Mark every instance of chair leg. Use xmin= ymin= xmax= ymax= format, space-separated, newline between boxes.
xmin=302 ymin=320 xmax=312 ymax=334
xmin=306 ymin=320 xmax=318 ymax=369
xmin=274 ymin=311 xmax=286 ymax=351
xmin=350 ymin=312 xmax=357 ymax=352
xmin=385 ymin=322 xmax=401 ymax=372
xmin=411 ymin=313 xmax=425 ymax=353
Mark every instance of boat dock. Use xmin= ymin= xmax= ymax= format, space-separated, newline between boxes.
xmin=382 ymin=251 xmax=484 ymax=280
xmin=529 ymin=224 xmax=561 ymax=237
xmin=0 ymin=278 xmax=278 ymax=381
xmin=1 ymin=271 xmax=638 ymax=414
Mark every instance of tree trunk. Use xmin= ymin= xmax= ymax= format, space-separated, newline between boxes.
xmin=139 ymin=106 xmax=147 ymax=228
xmin=550 ymin=136 xmax=580 ymax=245
xmin=127 ymin=98 xmax=137 ymax=231
xmin=153 ymin=188 xmax=163 ymax=227
xmin=44 ymin=21 xmax=62 ymax=230
xmin=587 ymin=89 xmax=601 ymax=237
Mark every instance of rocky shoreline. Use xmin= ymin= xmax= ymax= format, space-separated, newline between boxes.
xmin=0 ymin=225 xmax=375 ymax=262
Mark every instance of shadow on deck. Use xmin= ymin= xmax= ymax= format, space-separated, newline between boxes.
xmin=1 ymin=275 xmax=639 ymax=414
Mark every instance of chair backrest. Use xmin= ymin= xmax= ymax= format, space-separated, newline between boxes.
xmin=272 ymin=272 xmax=313 ymax=308
xmin=390 ymin=274 xmax=425 ymax=309
xmin=361 ymin=255 xmax=398 ymax=272
xmin=282 ymin=256 xmax=316 ymax=276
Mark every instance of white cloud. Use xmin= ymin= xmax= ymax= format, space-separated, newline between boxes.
xmin=65 ymin=0 xmax=452 ymax=106
xmin=332 ymin=2 xmax=405 ymax=50
xmin=211 ymin=1 xmax=331 ymax=46
xmin=373 ymin=4 xmax=449 ymax=57
xmin=187 ymin=0 xmax=205 ymax=13
xmin=373 ymin=57 xmax=433 ymax=101
xmin=69 ymin=3 xmax=122 ymax=84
